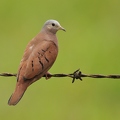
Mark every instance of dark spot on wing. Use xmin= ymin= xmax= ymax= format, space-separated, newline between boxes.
xmin=38 ymin=56 xmax=44 ymax=70
xmin=44 ymin=56 xmax=49 ymax=63
xmin=42 ymin=49 xmax=45 ymax=52
xmin=39 ymin=60 xmax=44 ymax=70
xmin=32 ymin=61 xmax=34 ymax=71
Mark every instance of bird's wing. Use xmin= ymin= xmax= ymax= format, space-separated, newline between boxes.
xmin=17 ymin=40 xmax=58 ymax=83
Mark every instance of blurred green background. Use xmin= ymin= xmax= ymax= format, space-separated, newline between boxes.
xmin=0 ymin=0 xmax=120 ymax=120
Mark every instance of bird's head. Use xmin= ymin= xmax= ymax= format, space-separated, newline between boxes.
xmin=42 ymin=19 xmax=66 ymax=34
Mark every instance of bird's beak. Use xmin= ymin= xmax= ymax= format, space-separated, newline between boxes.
xmin=59 ymin=26 xmax=66 ymax=32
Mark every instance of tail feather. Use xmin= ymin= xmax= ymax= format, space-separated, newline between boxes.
xmin=8 ymin=83 xmax=28 ymax=106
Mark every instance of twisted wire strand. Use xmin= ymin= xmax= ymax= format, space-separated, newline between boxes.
xmin=0 ymin=69 xmax=120 ymax=83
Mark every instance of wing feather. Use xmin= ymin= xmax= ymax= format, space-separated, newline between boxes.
xmin=17 ymin=40 xmax=58 ymax=83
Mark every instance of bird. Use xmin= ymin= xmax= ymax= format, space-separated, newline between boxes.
xmin=8 ymin=19 xmax=65 ymax=106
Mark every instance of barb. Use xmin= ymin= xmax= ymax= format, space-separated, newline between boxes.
xmin=0 ymin=69 xmax=120 ymax=83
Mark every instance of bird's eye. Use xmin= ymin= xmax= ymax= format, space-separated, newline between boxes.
xmin=52 ymin=23 xmax=55 ymax=26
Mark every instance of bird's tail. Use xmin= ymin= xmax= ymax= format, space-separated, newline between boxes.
xmin=8 ymin=82 xmax=28 ymax=106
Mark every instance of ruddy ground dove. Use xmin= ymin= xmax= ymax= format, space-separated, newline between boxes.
xmin=8 ymin=20 xmax=65 ymax=106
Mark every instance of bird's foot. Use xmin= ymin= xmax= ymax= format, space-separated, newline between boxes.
xmin=45 ymin=72 xmax=52 ymax=80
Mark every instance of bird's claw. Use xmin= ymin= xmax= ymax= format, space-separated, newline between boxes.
xmin=72 ymin=69 xmax=82 ymax=83
xmin=45 ymin=72 xmax=52 ymax=80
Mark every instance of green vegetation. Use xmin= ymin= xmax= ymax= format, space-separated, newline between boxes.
xmin=0 ymin=0 xmax=120 ymax=120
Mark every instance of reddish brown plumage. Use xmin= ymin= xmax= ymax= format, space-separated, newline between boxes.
xmin=8 ymin=20 xmax=65 ymax=105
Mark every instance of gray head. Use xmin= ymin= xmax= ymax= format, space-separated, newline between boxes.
xmin=42 ymin=19 xmax=65 ymax=34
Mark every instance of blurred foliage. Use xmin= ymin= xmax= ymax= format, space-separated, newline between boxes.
xmin=0 ymin=0 xmax=120 ymax=120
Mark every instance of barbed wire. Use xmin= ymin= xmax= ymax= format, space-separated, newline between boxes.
xmin=0 ymin=69 xmax=120 ymax=83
